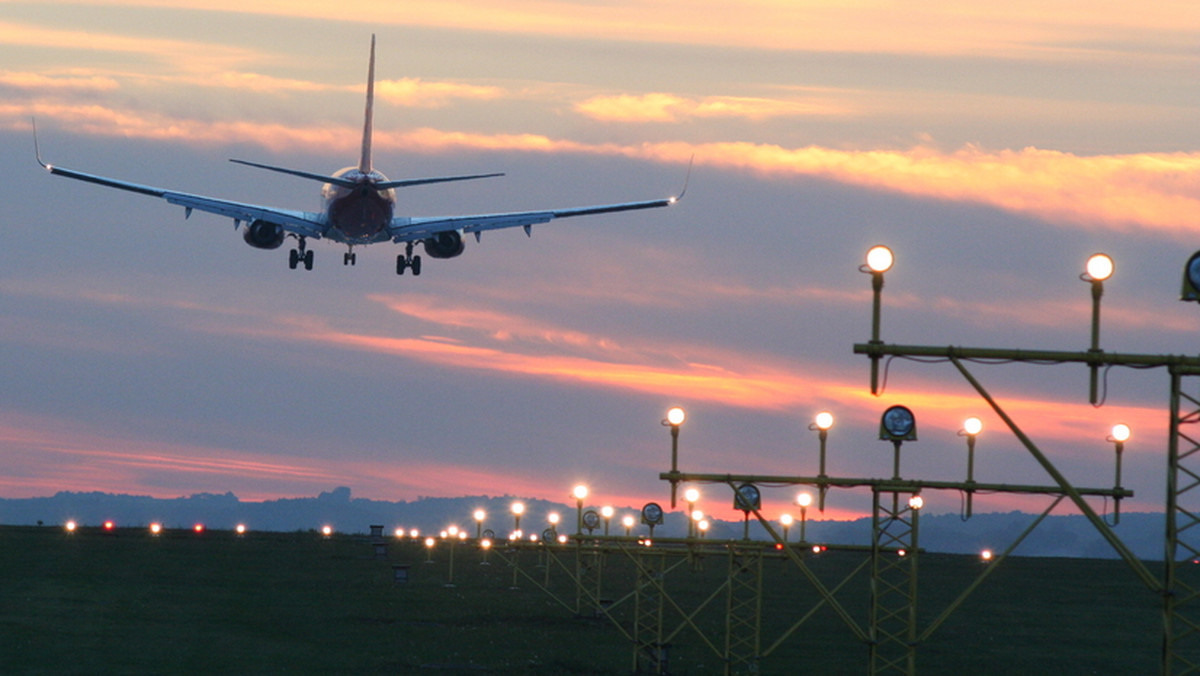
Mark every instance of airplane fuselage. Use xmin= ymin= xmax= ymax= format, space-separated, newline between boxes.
xmin=322 ymin=167 xmax=397 ymax=243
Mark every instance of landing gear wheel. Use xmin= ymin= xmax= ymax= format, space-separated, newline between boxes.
xmin=344 ymin=252 xmax=357 ymax=266
xmin=288 ymin=249 xmax=299 ymax=270
xmin=411 ymin=255 xmax=422 ymax=276
xmin=396 ymin=254 xmax=408 ymax=275
xmin=303 ymin=249 xmax=314 ymax=270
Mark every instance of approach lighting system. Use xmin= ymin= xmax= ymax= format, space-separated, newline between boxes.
xmin=1182 ymin=251 xmax=1200 ymax=302
xmin=734 ymin=483 xmax=762 ymax=512
xmin=664 ymin=406 xmax=687 ymax=508
xmin=879 ymin=405 xmax=917 ymax=441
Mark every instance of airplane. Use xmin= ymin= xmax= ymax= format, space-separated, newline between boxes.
xmin=35 ymin=35 xmax=682 ymax=275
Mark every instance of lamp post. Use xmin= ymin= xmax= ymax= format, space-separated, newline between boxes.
xmin=664 ymin=407 xmax=686 ymax=507
xmin=809 ymin=411 xmax=834 ymax=510
xmin=622 ymin=514 xmax=636 ymax=536
xmin=1083 ymin=253 xmax=1114 ymax=405
xmin=684 ymin=488 xmax=700 ymax=538
xmin=797 ymin=492 xmax=812 ymax=542
xmin=1109 ymin=423 xmax=1131 ymax=524
xmin=474 ymin=509 xmax=486 ymax=540
xmin=601 ymin=506 xmax=614 ymax=536
xmin=573 ymin=484 xmax=588 ymax=535
xmin=959 ymin=417 xmax=982 ymax=518
xmin=780 ymin=513 xmax=793 ymax=543
xmin=862 ymin=245 xmax=894 ymax=395
xmin=511 ymin=501 xmax=524 ymax=539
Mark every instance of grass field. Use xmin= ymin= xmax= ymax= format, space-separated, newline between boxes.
xmin=0 ymin=525 xmax=1172 ymax=674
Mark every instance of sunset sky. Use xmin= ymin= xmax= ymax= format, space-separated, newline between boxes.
xmin=1 ymin=1 xmax=1199 ymax=524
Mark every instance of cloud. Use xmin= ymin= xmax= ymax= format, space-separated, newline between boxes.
xmin=376 ymin=78 xmax=505 ymax=108
xmin=0 ymin=70 xmax=120 ymax=92
xmin=44 ymin=1 xmax=1199 ymax=58
xmin=574 ymin=92 xmax=850 ymax=123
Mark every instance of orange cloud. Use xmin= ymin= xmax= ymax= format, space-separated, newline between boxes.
xmin=575 ymin=92 xmax=849 ymax=123
xmin=43 ymin=1 xmax=1199 ymax=58
xmin=376 ymin=78 xmax=505 ymax=108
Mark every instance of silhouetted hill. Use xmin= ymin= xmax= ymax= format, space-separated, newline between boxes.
xmin=0 ymin=488 xmax=1166 ymax=559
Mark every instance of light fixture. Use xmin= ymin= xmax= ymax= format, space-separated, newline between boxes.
xmin=733 ymin=483 xmax=761 ymax=512
xmin=813 ymin=411 xmax=834 ymax=431
xmin=1085 ymin=253 xmax=1114 ymax=282
xmin=666 ymin=407 xmax=686 ymax=426
xmin=865 ymin=245 xmax=894 ymax=273
xmin=880 ymin=405 xmax=917 ymax=441
xmin=962 ymin=417 xmax=983 ymax=437
xmin=1181 ymin=250 xmax=1200 ymax=302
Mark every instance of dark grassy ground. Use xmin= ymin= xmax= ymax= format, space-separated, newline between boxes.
xmin=0 ymin=525 xmax=1173 ymax=674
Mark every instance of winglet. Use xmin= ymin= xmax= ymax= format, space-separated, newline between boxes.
xmin=359 ymin=34 xmax=376 ymax=174
xmin=671 ymin=155 xmax=694 ymax=204
xmin=32 ymin=118 xmax=50 ymax=170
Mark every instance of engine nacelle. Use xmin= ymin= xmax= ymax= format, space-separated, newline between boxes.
xmin=422 ymin=231 xmax=465 ymax=259
xmin=242 ymin=220 xmax=286 ymax=250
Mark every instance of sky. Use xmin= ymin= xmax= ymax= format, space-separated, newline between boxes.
xmin=1 ymin=1 xmax=1199 ymax=526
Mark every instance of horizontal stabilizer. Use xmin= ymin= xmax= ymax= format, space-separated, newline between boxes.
xmin=230 ymin=158 xmax=503 ymax=191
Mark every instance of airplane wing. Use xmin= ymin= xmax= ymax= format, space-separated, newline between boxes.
xmin=387 ymin=196 xmax=678 ymax=243
xmin=37 ymin=157 xmax=329 ymax=239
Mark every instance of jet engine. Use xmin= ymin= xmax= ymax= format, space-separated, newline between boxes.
xmin=422 ymin=231 xmax=465 ymax=259
xmin=242 ymin=220 xmax=286 ymax=250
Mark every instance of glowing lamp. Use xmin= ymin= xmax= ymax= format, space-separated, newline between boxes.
xmin=666 ymin=407 xmax=686 ymax=426
xmin=1085 ymin=253 xmax=1114 ymax=281
xmin=684 ymin=488 xmax=700 ymax=504
xmin=1111 ymin=423 xmax=1132 ymax=443
xmin=236 ymin=524 xmax=247 ymax=535
xmin=866 ymin=246 xmax=894 ymax=273
xmin=103 ymin=520 xmax=115 ymax=531
xmin=601 ymin=505 xmax=614 ymax=519
xmin=321 ymin=525 xmax=333 ymax=537
xmin=814 ymin=411 xmax=834 ymax=431
xmin=150 ymin=523 xmax=162 ymax=535
xmin=193 ymin=524 xmax=205 ymax=534
xmin=65 ymin=520 xmax=77 ymax=533
xmin=963 ymin=417 xmax=983 ymax=436
xmin=797 ymin=492 xmax=813 ymax=508
xmin=780 ymin=513 xmax=794 ymax=526
xmin=908 ymin=495 xmax=924 ymax=510
xmin=511 ymin=502 xmax=525 ymax=516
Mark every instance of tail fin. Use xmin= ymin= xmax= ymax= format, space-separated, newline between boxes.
xmin=359 ymin=34 xmax=376 ymax=174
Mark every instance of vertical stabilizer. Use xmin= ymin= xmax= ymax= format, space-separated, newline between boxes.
xmin=359 ymin=34 xmax=375 ymax=173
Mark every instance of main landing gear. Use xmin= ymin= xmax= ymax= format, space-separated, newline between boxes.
xmin=343 ymin=247 xmax=357 ymax=266
xmin=288 ymin=236 xmax=314 ymax=270
xmin=396 ymin=241 xmax=422 ymax=276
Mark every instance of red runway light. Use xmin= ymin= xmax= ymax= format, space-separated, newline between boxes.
xmin=103 ymin=520 xmax=115 ymax=531
xmin=193 ymin=524 xmax=205 ymax=533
